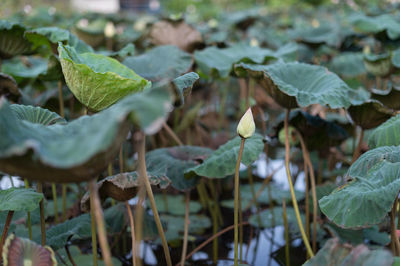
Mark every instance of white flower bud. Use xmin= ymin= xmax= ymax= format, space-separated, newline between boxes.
xmin=237 ymin=108 xmax=255 ymax=139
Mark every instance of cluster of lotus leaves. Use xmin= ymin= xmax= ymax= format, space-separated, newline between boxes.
xmin=0 ymin=85 xmax=173 ymax=183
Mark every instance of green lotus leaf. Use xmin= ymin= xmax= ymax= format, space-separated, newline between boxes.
xmin=161 ymin=214 xmax=211 ymax=243
xmin=0 ymin=188 xmax=43 ymax=212
xmin=275 ymin=110 xmax=349 ymax=152
xmin=2 ymin=234 xmax=57 ymax=266
xmin=194 ymin=43 xmax=278 ymax=78
xmin=151 ymin=194 xmax=202 ymax=215
xmin=58 ymin=43 xmax=151 ymax=112
xmin=289 ymin=24 xmax=347 ymax=48
xmin=320 ymin=160 xmax=400 ymax=228
xmin=350 ymin=13 xmax=400 ymax=40
xmin=2 ymin=57 xmax=48 ymax=81
xmin=328 ymin=52 xmax=366 ymax=78
xmin=123 ymin=45 xmax=193 ymax=82
xmin=10 ymin=104 xmax=65 ymax=125
xmin=80 ymin=171 xmax=171 ymax=211
xmin=347 ymin=99 xmax=393 ymax=129
xmin=0 ymin=86 xmax=172 ymax=183
xmin=98 ymin=43 xmax=135 ymax=59
xmin=363 ymin=52 xmax=392 ymax=77
xmin=185 ymin=134 xmax=263 ymax=179
xmin=171 ymin=72 xmax=199 ymax=107
xmin=371 ymin=86 xmax=400 ymax=110
xmin=146 ymin=145 xmax=213 ymax=191
xmin=234 ymin=62 xmax=364 ymax=109
xmin=73 ymin=19 xmax=106 ymax=48
xmin=0 ymin=73 xmax=20 ymax=102
xmin=0 ymin=20 xmax=32 ymax=59
xmin=304 ymin=238 xmax=393 ymax=266
xmin=368 ymin=114 xmax=400 ymax=148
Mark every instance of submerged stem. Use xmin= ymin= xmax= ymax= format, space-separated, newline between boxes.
xmin=163 ymin=122 xmax=183 ymax=146
xmin=284 ymin=109 xmax=314 ymax=258
xmin=136 ymin=132 xmax=172 ymax=266
xmin=89 ymin=179 xmax=113 ymax=266
xmin=180 ymin=192 xmax=190 ymax=266
xmin=234 ymin=138 xmax=246 ymax=266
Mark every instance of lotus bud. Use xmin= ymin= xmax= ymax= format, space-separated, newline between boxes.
xmin=104 ymin=22 xmax=115 ymax=38
xmin=237 ymin=108 xmax=255 ymax=139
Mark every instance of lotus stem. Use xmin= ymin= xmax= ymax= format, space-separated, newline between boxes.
xmin=304 ymin=154 xmax=310 ymax=241
xmin=207 ymin=180 xmax=223 ymax=225
xmin=134 ymin=186 xmax=145 ymax=266
xmin=125 ymin=201 xmax=137 ymax=266
xmin=284 ymin=109 xmax=314 ymax=258
xmin=58 ymin=81 xmax=64 ymax=118
xmin=37 ymin=182 xmax=46 ymax=246
xmin=62 ymin=184 xmax=67 ymax=222
xmin=163 ymin=122 xmax=183 ymax=146
xmin=234 ymin=138 xmax=246 ymax=266
xmin=90 ymin=191 xmax=98 ymax=266
xmin=297 ymin=131 xmax=318 ymax=253
xmin=119 ymin=145 xmax=124 ymax=173
xmin=0 ymin=210 xmax=14 ymax=264
xmin=282 ymin=200 xmax=290 ymax=266
xmin=181 ymin=221 xmax=250 ymax=264
xmin=51 ymin=183 xmax=59 ymax=224
xmin=136 ymin=132 xmax=172 ymax=266
xmin=211 ymin=202 xmax=218 ymax=263
xmin=89 ymin=179 xmax=113 ymax=266
xmin=24 ymin=179 xmax=32 ymax=240
xmin=352 ymin=128 xmax=364 ymax=163
xmin=180 ymin=191 xmax=190 ymax=266
xmin=239 ymin=191 xmax=243 ymax=263
xmin=65 ymin=244 xmax=77 ymax=266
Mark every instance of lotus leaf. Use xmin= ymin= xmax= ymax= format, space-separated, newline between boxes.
xmin=161 ymin=214 xmax=211 ymax=243
xmin=185 ymin=134 xmax=263 ymax=179
xmin=123 ymin=45 xmax=193 ymax=82
xmin=0 ymin=20 xmax=32 ymax=59
xmin=0 ymin=86 xmax=172 ymax=183
xmin=151 ymin=194 xmax=202 ymax=215
xmin=146 ymin=145 xmax=213 ymax=191
xmin=347 ymin=100 xmax=393 ymax=129
xmin=171 ymin=72 xmax=199 ymax=107
xmin=350 ymin=13 xmax=400 ymax=40
xmin=289 ymin=24 xmax=348 ymax=48
xmin=0 ymin=188 xmax=43 ymax=212
xmin=73 ymin=19 xmax=106 ymax=48
xmin=363 ymin=52 xmax=392 ymax=77
xmin=368 ymin=114 xmax=400 ymax=148
xmin=10 ymin=102 xmax=66 ymax=126
xmin=329 ymin=52 xmax=366 ymax=78
xmin=58 ymin=43 xmax=151 ymax=111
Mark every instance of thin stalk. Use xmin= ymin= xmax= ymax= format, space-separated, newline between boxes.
xmin=134 ymin=186 xmax=146 ymax=266
xmin=90 ymin=191 xmax=98 ymax=266
xmin=58 ymin=81 xmax=64 ymax=117
xmin=391 ymin=198 xmax=400 ymax=256
xmin=207 ymin=179 xmax=223 ymax=225
xmin=119 ymin=145 xmax=124 ymax=173
xmin=89 ymin=179 xmax=113 ymax=266
xmin=180 ymin=192 xmax=190 ymax=266
xmin=62 ymin=184 xmax=67 ymax=222
xmin=282 ymin=200 xmax=290 ymax=266
xmin=284 ymin=109 xmax=314 ymax=258
xmin=65 ymin=245 xmax=77 ymax=266
xmin=297 ymin=131 xmax=318 ymax=253
xmin=181 ymin=222 xmax=250 ymax=264
xmin=108 ymin=164 xmax=115 ymax=206
xmin=136 ymin=133 xmax=172 ymax=266
xmin=52 ymin=183 xmax=59 ymax=224
xmin=196 ymin=184 xmax=207 ymax=210
xmin=37 ymin=182 xmax=46 ymax=246
xmin=163 ymin=122 xmax=183 ymax=146
xmin=0 ymin=210 xmax=14 ymax=264
xmin=211 ymin=202 xmax=218 ymax=263
xmin=24 ymin=179 xmax=32 ymax=240
xmin=234 ymin=138 xmax=246 ymax=266
xmin=352 ymin=128 xmax=364 ymax=163
xmin=125 ymin=201 xmax=137 ymax=266
xmin=304 ymin=155 xmax=310 ymax=241
xmin=239 ymin=191 xmax=243 ymax=263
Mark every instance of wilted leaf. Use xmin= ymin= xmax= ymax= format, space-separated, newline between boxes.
xmin=347 ymin=100 xmax=393 ymax=129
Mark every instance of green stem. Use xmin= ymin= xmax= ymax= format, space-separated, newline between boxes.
xmin=125 ymin=201 xmax=137 ymax=266
xmin=90 ymin=190 xmax=98 ymax=266
xmin=163 ymin=122 xmax=184 ymax=146
xmin=37 ymin=183 xmax=46 ymax=246
xmin=52 ymin=183 xmax=58 ymax=224
xmin=282 ymin=200 xmax=290 ymax=266
xmin=8 ymin=176 xmax=14 ymax=187
xmin=134 ymin=186 xmax=146 ymax=266
xmin=284 ymin=109 xmax=314 ymax=258
xmin=180 ymin=192 xmax=190 ymax=266
xmin=24 ymin=179 xmax=32 ymax=240
xmin=207 ymin=180 xmax=223 ymax=225
xmin=211 ymin=202 xmax=218 ymax=263
xmin=89 ymin=179 xmax=113 ymax=266
xmin=137 ymin=133 xmax=172 ymax=266
xmin=58 ymin=81 xmax=64 ymax=118
xmin=0 ymin=210 xmax=14 ymax=265
xmin=234 ymin=138 xmax=246 ymax=266
xmin=239 ymin=191 xmax=243 ymax=263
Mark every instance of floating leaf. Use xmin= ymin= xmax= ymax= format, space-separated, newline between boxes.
xmin=0 ymin=20 xmax=32 ymax=58
xmin=80 ymin=171 xmax=171 ymax=211
xmin=304 ymin=238 xmax=393 ymax=266
xmin=0 ymin=86 xmax=172 ymax=183
xmin=328 ymin=52 xmax=366 ymax=78
xmin=10 ymin=104 xmax=65 ymax=125
xmin=347 ymin=100 xmax=393 ymax=129
xmin=368 ymin=114 xmax=400 ymax=148
xmin=123 ymin=45 xmax=193 ymax=82
xmin=2 ymin=234 xmax=57 ymax=266
xmin=194 ymin=43 xmax=277 ymax=78
xmin=146 ymin=145 xmax=213 ymax=191
xmin=0 ymin=188 xmax=43 ymax=212
xmin=149 ymin=20 xmax=203 ymax=52
xmin=235 ymin=62 xmax=364 ymax=109
xmin=185 ymin=134 xmax=263 ymax=178
xmin=320 ymin=160 xmax=400 ymax=228
xmin=151 ymin=194 xmax=202 ymax=215
xmin=58 ymin=43 xmax=151 ymax=111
